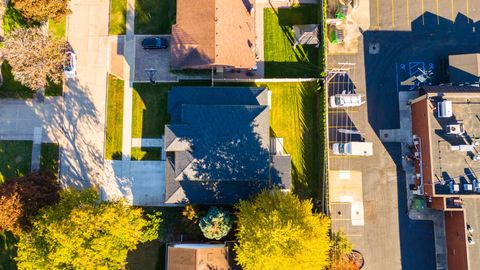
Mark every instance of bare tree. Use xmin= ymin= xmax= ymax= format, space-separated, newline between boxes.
xmin=12 ymin=0 xmax=70 ymax=22
xmin=3 ymin=27 xmax=66 ymax=90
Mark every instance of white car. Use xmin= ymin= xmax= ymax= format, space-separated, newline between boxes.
xmin=330 ymin=94 xmax=365 ymax=108
xmin=63 ymin=51 xmax=76 ymax=79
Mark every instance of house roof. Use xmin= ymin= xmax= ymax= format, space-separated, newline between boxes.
xmin=171 ymin=0 xmax=256 ymax=69
xmin=164 ymin=87 xmax=291 ymax=204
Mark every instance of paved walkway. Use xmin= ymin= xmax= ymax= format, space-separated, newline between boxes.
xmin=131 ymin=138 xmax=163 ymax=148
xmin=30 ymin=127 xmax=42 ymax=171
xmin=121 ymin=0 xmax=136 ymax=161
xmin=60 ymin=0 xmax=109 ymax=187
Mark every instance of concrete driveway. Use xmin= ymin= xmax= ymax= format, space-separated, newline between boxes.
xmin=134 ymin=35 xmax=176 ymax=82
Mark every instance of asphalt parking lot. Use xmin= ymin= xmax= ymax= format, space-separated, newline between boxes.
xmin=369 ymin=0 xmax=480 ymax=30
xmin=134 ymin=35 xmax=176 ymax=82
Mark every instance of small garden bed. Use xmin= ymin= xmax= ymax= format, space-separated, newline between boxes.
xmin=109 ymin=0 xmax=127 ymax=35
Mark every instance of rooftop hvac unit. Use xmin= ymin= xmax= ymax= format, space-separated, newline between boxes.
xmin=446 ymin=123 xmax=465 ymax=135
xmin=438 ymin=101 xmax=453 ymax=118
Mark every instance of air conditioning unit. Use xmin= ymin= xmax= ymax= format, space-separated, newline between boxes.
xmin=438 ymin=101 xmax=453 ymax=118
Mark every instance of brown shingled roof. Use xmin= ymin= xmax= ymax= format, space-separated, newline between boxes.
xmin=171 ymin=0 xmax=256 ymax=69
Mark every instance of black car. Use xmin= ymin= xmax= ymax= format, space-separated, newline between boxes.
xmin=141 ymin=37 xmax=168 ymax=49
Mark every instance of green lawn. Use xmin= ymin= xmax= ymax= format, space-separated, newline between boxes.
xmin=0 ymin=140 xmax=33 ymax=184
xmin=45 ymin=77 xmax=63 ymax=97
xmin=131 ymin=147 xmax=162 ymax=160
xmin=132 ymin=84 xmax=170 ymax=138
xmin=110 ymin=0 xmax=127 ymax=35
xmin=126 ymin=241 xmax=166 ymax=270
xmin=48 ymin=17 xmax=66 ymax=39
xmin=40 ymin=143 xmax=59 ymax=175
xmin=263 ymin=8 xmax=319 ymax=78
xmin=105 ymin=74 xmax=124 ymax=160
xmin=0 ymin=231 xmax=17 ymax=270
xmin=263 ymin=82 xmax=320 ymax=199
xmin=135 ymin=0 xmax=175 ymax=34
xmin=277 ymin=5 xmax=318 ymax=25
xmin=0 ymin=61 xmax=33 ymax=99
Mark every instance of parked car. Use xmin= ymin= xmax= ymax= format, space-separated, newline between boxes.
xmin=141 ymin=37 xmax=168 ymax=49
xmin=332 ymin=142 xmax=373 ymax=156
xmin=330 ymin=94 xmax=365 ymax=108
xmin=63 ymin=51 xmax=76 ymax=79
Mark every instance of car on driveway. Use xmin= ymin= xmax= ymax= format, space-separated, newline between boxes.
xmin=141 ymin=37 xmax=168 ymax=49
xmin=64 ymin=51 xmax=76 ymax=79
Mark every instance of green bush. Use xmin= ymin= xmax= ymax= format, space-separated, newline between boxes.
xmin=199 ymin=207 xmax=232 ymax=240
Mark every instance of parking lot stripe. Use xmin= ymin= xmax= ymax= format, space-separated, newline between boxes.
xmin=377 ymin=0 xmax=380 ymax=26
xmin=421 ymin=0 xmax=425 ymax=25
xmin=450 ymin=0 xmax=454 ymax=22
xmin=406 ymin=0 xmax=410 ymax=24
xmin=392 ymin=0 xmax=395 ymax=27
xmin=467 ymin=0 xmax=470 ymax=21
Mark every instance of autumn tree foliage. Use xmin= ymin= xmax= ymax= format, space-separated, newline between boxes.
xmin=0 ymin=171 xmax=60 ymax=235
xmin=199 ymin=207 xmax=232 ymax=240
xmin=330 ymin=231 xmax=359 ymax=270
xmin=15 ymin=188 xmax=162 ymax=269
xmin=12 ymin=0 xmax=70 ymax=22
xmin=3 ymin=27 xmax=66 ymax=90
xmin=235 ymin=189 xmax=332 ymax=270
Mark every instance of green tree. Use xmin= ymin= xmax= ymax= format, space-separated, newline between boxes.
xmin=12 ymin=0 xmax=70 ymax=22
xmin=15 ymin=188 xmax=161 ymax=270
xmin=199 ymin=207 xmax=232 ymax=240
xmin=235 ymin=189 xmax=331 ymax=270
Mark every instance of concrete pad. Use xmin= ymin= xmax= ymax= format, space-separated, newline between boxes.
xmin=131 ymin=138 xmax=163 ymax=148
xmin=134 ymin=35 xmax=177 ymax=82
xmin=109 ymin=36 xmax=125 ymax=79
xmin=102 ymin=160 xmax=165 ymax=206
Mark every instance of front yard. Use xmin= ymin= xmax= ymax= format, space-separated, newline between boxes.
xmin=132 ymin=83 xmax=170 ymax=138
xmin=0 ymin=140 xmax=33 ymax=183
xmin=109 ymin=0 xmax=127 ymax=35
xmin=135 ymin=0 xmax=175 ymax=34
xmin=263 ymin=7 xmax=320 ymax=78
xmin=105 ymin=74 xmax=125 ymax=160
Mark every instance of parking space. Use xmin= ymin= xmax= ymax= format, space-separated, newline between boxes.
xmin=370 ymin=0 xmax=480 ymax=30
xmin=134 ymin=35 xmax=176 ymax=82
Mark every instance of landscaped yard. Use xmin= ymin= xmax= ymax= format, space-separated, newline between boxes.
xmin=110 ymin=0 xmax=127 ymax=35
xmin=263 ymin=7 xmax=320 ymax=78
xmin=0 ymin=140 xmax=33 ymax=183
xmin=105 ymin=74 xmax=124 ymax=160
xmin=264 ymin=82 xmax=321 ymax=199
xmin=132 ymin=83 xmax=170 ymax=138
xmin=40 ymin=143 xmax=59 ymax=175
xmin=2 ymin=2 xmax=37 ymax=35
xmin=135 ymin=0 xmax=175 ymax=34
xmin=131 ymin=147 xmax=162 ymax=160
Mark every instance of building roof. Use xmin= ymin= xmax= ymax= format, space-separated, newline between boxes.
xmin=293 ymin=24 xmax=319 ymax=45
xmin=412 ymin=87 xmax=480 ymax=196
xmin=448 ymin=54 xmax=480 ymax=85
xmin=164 ymin=87 xmax=291 ymax=204
xmin=171 ymin=0 xmax=256 ymax=69
xmin=167 ymin=243 xmax=236 ymax=270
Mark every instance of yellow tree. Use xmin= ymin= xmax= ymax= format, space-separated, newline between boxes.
xmin=235 ymin=189 xmax=331 ymax=270
xmin=15 ymin=188 xmax=161 ymax=270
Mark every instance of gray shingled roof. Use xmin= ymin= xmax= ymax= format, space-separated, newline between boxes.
xmin=164 ymin=86 xmax=291 ymax=205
